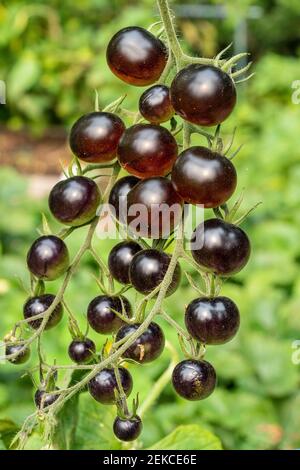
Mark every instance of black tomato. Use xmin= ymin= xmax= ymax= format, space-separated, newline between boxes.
xmin=129 ymin=249 xmax=181 ymax=297
xmin=70 ymin=112 xmax=125 ymax=163
xmin=34 ymin=389 xmax=59 ymax=409
xmin=106 ymin=27 xmax=168 ymax=86
xmin=49 ymin=176 xmax=100 ymax=227
xmin=191 ymin=219 xmax=251 ymax=276
xmin=23 ymin=294 xmax=63 ymax=330
xmin=126 ymin=177 xmax=183 ymax=239
xmin=171 ymin=146 xmax=237 ymax=207
xmin=113 ymin=416 xmax=143 ymax=442
xmin=116 ymin=322 xmax=165 ymax=364
xmin=27 ymin=235 xmax=69 ymax=281
xmin=170 ymin=64 xmax=237 ymax=127
xmin=109 ymin=175 xmax=140 ymax=223
xmin=185 ymin=296 xmax=240 ymax=345
xmin=5 ymin=343 xmax=30 ymax=365
xmin=68 ymin=338 xmax=96 ymax=364
xmin=108 ymin=241 xmax=142 ymax=285
xmin=88 ymin=367 xmax=133 ymax=404
xmin=172 ymin=359 xmax=216 ymax=400
xmin=87 ymin=295 xmax=132 ymax=334
xmin=117 ymin=124 xmax=178 ymax=179
xmin=139 ymin=85 xmax=174 ymax=124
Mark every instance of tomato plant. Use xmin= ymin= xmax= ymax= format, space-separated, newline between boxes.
xmin=1 ymin=0 xmax=256 ymax=449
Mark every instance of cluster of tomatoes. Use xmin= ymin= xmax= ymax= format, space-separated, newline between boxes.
xmin=5 ymin=26 xmax=251 ymax=443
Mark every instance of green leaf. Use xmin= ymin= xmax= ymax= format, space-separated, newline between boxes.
xmin=51 ymin=368 xmax=89 ymax=450
xmin=23 ymin=432 xmax=45 ymax=450
xmin=0 ymin=419 xmax=19 ymax=449
xmin=8 ymin=54 xmax=40 ymax=100
xmin=52 ymin=395 xmax=79 ymax=450
xmin=41 ymin=213 xmax=52 ymax=235
xmin=73 ymin=393 xmax=122 ymax=450
xmin=243 ymin=333 xmax=299 ymax=397
xmin=148 ymin=425 xmax=222 ymax=450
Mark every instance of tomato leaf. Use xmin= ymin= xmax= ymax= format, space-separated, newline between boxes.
xmin=148 ymin=424 xmax=222 ymax=450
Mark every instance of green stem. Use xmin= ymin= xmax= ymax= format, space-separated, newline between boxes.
xmin=183 ymin=122 xmax=191 ymax=149
xmin=158 ymin=50 xmax=174 ymax=83
xmin=157 ymin=0 xmax=222 ymax=69
xmin=161 ymin=310 xmax=190 ymax=340
xmin=157 ymin=0 xmax=183 ymax=69
xmin=89 ymin=247 xmax=114 ymax=295
xmin=82 ymin=162 xmax=116 ymax=175
xmin=138 ymin=341 xmax=178 ymax=418
xmin=113 ymin=364 xmax=130 ymax=417
xmin=210 ymin=274 xmax=216 ymax=297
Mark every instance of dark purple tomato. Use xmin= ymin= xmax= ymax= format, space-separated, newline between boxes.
xmin=126 ymin=177 xmax=183 ymax=238
xmin=118 ymin=124 xmax=178 ymax=179
xmin=108 ymin=241 xmax=142 ymax=285
xmin=185 ymin=296 xmax=240 ymax=345
xmin=87 ymin=295 xmax=132 ymax=334
xmin=27 ymin=236 xmax=69 ymax=281
xmin=109 ymin=175 xmax=140 ymax=223
xmin=49 ymin=176 xmax=100 ymax=227
xmin=115 ymin=322 xmax=165 ymax=363
xmin=129 ymin=249 xmax=181 ymax=297
xmin=139 ymin=85 xmax=174 ymax=124
xmin=88 ymin=367 xmax=133 ymax=404
xmin=113 ymin=416 xmax=142 ymax=442
xmin=68 ymin=338 xmax=96 ymax=364
xmin=191 ymin=219 xmax=251 ymax=276
xmin=172 ymin=359 xmax=216 ymax=400
xmin=171 ymin=146 xmax=237 ymax=208
xmin=6 ymin=343 xmax=30 ymax=365
xmin=70 ymin=112 xmax=125 ymax=163
xmin=170 ymin=64 xmax=237 ymax=126
xmin=23 ymin=294 xmax=63 ymax=330
xmin=34 ymin=388 xmax=59 ymax=409
xmin=106 ymin=27 xmax=168 ymax=86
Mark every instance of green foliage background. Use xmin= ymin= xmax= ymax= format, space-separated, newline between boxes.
xmin=0 ymin=0 xmax=300 ymax=450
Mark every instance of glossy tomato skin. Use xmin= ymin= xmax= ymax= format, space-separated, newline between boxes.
xmin=172 ymin=359 xmax=216 ymax=400
xmin=191 ymin=219 xmax=251 ymax=276
xmin=68 ymin=338 xmax=96 ymax=364
xmin=109 ymin=176 xmax=140 ymax=223
xmin=70 ymin=112 xmax=125 ymax=163
xmin=129 ymin=249 xmax=181 ymax=297
xmin=27 ymin=236 xmax=69 ymax=281
xmin=106 ymin=27 xmax=168 ymax=86
xmin=88 ymin=367 xmax=133 ymax=404
xmin=170 ymin=65 xmax=237 ymax=127
xmin=127 ymin=177 xmax=183 ymax=238
xmin=23 ymin=294 xmax=63 ymax=330
xmin=49 ymin=176 xmax=100 ymax=227
xmin=139 ymin=85 xmax=174 ymax=124
xmin=34 ymin=389 xmax=59 ymax=409
xmin=6 ymin=343 xmax=30 ymax=365
xmin=185 ymin=296 xmax=240 ymax=345
xmin=113 ymin=416 xmax=142 ymax=441
xmin=171 ymin=146 xmax=237 ymax=207
xmin=108 ymin=241 xmax=142 ymax=285
xmin=118 ymin=124 xmax=178 ymax=179
xmin=87 ymin=295 xmax=132 ymax=334
xmin=115 ymin=322 xmax=165 ymax=363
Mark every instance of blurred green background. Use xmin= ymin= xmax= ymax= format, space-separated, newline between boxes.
xmin=1 ymin=0 xmax=300 ymax=450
